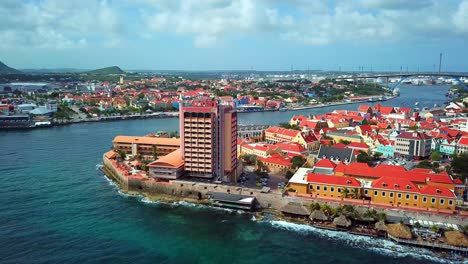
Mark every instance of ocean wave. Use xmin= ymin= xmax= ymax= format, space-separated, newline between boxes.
xmin=140 ymin=197 xmax=161 ymax=205
xmin=267 ymin=221 xmax=463 ymax=264
xmin=101 ymin=173 xmax=119 ymax=188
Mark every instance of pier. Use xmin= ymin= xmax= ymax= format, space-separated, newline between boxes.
xmin=388 ymin=234 xmax=468 ymax=254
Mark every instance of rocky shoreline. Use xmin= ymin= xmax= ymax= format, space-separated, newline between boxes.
xmin=102 ymin=170 xmax=467 ymax=262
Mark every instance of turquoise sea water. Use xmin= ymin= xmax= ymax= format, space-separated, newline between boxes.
xmin=1 ymin=85 xmax=463 ymax=264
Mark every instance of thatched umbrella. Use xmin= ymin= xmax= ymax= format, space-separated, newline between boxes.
xmin=310 ymin=209 xmax=328 ymax=221
xmin=444 ymin=231 xmax=468 ymax=247
xmin=280 ymin=202 xmax=310 ymax=216
xmin=387 ymin=223 xmax=412 ymax=240
xmin=374 ymin=220 xmax=387 ymax=232
xmin=333 ymin=215 xmax=352 ymax=227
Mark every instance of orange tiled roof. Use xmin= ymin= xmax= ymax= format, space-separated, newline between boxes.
xmin=113 ymin=136 xmax=180 ymax=146
xmin=148 ymin=149 xmax=184 ymax=168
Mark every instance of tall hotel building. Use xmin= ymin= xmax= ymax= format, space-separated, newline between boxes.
xmin=179 ymin=100 xmax=238 ymax=182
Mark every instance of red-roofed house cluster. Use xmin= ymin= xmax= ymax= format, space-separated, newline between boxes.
xmin=288 ymin=161 xmax=464 ymax=212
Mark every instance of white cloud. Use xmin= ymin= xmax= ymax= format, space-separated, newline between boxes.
xmin=1 ymin=0 xmax=468 ymax=50
xmin=453 ymin=0 xmax=468 ymax=33
xmin=360 ymin=0 xmax=433 ymax=10
xmin=0 ymin=0 xmax=123 ymax=50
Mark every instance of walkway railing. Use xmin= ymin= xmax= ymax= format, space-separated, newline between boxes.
xmin=387 ymin=234 xmax=468 ymax=253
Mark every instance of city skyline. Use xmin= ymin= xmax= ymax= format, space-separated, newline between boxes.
xmin=2 ymin=0 xmax=468 ymax=71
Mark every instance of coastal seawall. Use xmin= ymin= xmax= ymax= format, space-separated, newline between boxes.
xmin=103 ymin=156 xmax=468 ymax=226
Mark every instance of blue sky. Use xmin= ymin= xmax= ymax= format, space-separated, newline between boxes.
xmin=1 ymin=0 xmax=468 ymax=71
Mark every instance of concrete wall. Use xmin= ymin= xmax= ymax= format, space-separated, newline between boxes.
xmin=103 ymin=155 xmax=128 ymax=190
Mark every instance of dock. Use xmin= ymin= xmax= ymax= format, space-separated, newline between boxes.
xmin=388 ymin=234 xmax=468 ymax=254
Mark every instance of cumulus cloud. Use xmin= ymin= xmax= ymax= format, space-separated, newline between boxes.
xmin=139 ymin=0 xmax=468 ymax=47
xmin=0 ymin=0 xmax=123 ymax=50
xmin=453 ymin=0 xmax=468 ymax=33
xmin=1 ymin=0 xmax=468 ymax=50
xmin=142 ymin=0 xmax=292 ymax=47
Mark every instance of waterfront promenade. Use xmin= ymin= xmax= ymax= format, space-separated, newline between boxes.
xmin=102 ymin=154 xmax=468 ymax=226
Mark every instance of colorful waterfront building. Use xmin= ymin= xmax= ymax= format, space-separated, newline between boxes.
xmin=376 ymin=141 xmax=394 ymax=158
xmin=439 ymin=139 xmax=456 ymax=156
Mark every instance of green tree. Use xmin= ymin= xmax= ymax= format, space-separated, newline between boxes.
xmin=285 ymin=170 xmax=294 ymax=180
xmin=373 ymin=152 xmax=383 ymax=160
xmin=152 ymin=146 xmax=158 ymax=160
xmin=416 ymin=160 xmax=432 ymax=169
xmin=115 ymin=150 xmax=126 ymax=160
xmin=451 ymin=153 xmax=468 ymax=181
xmin=169 ymin=131 xmax=179 ymax=138
xmin=357 ymin=151 xmax=373 ymax=165
xmin=340 ymin=139 xmax=351 ymax=145
xmin=291 ymin=156 xmax=306 ymax=169
xmin=320 ymin=203 xmax=333 ymax=216
xmin=341 ymin=187 xmax=349 ymax=198
xmin=430 ymin=151 xmax=441 ymax=161
xmin=310 ymin=202 xmax=321 ymax=211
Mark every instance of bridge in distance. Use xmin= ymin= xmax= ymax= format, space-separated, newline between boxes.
xmin=333 ymin=72 xmax=468 ymax=91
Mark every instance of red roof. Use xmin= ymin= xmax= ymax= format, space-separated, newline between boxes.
xmin=306 ymin=173 xmax=361 ymax=187
xmin=314 ymin=159 xmax=337 ymax=169
xmin=258 ymin=155 xmax=292 ymax=166
xmin=381 ymin=106 xmax=395 ymax=115
xmin=419 ymin=185 xmax=455 ymax=198
xmin=274 ymin=142 xmax=306 ymax=153
xmin=458 ymin=137 xmax=468 ymax=146
xmin=371 ymin=177 xmax=420 ymax=193
xmin=265 ymin=126 xmax=300 ymax=138
xmin=404 ymin=171 xmax=454 ymax=184
xmin=346 ymin=142 xmax=369 ymax=149
xmin=333 ymin=143 xmax=347 ymax=148
xmin=454 ymin=178 xmax=463 ymax=185
xmin=397 ymin=131 xmax=432 ymax=140
xmin=397 ymin=107 xmax=411 ymax=114
xmin=359 ymin=125 xmax=372 ymax=132
xmin=358 ymin=105 xmax=372 ymax=112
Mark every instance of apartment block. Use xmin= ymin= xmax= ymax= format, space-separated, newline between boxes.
xmin=180 ymin=100 xmax=238 ymax=182
xmin=394 ymin=131 xmax=432 ymax=160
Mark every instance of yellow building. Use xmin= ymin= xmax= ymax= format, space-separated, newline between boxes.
xmin=113 ymin=135 xmax=180 ymax=159
xmin=325 ymin=130 xmax=362 ymax=144
xmin=367 ymin=177 xmax=455 ymax=210
xmin=265 ymin=126 xmax=318 ymax=151
xmin=288 ymin=168 xmax=457 ymax=211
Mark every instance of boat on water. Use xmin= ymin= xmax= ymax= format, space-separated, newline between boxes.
xmin=414 ymin=102 xmax=419 ymax=106
xmin=279 ymin=107 xmax=288 ymax=112
xmin=236 ymin=105 xmax=265 ymax=112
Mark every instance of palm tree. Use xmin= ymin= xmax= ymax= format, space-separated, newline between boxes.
xmin=320 ymin=204 xmax=333 ymax=216
xmin=152 ymin=145 xmax=158 ymax=160
xmin=341 ymin=187 xmax=349 ymax=198
xmin=352 ymin=188 xmax=359 ymax=199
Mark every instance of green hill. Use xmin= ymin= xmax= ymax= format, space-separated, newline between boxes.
xmin=0 ymin=61 xmax=22 ymax=74
xmin=86 ymin=66 xmax=125 ymax=75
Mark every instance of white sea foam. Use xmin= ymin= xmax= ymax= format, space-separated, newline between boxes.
xmin=267 ymin=221 xmax=463 ymax=264
xmin=102 ymin=174 xmax=118 ymax=188
xmin=140 ymin=197 xmax=160 ymax=205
